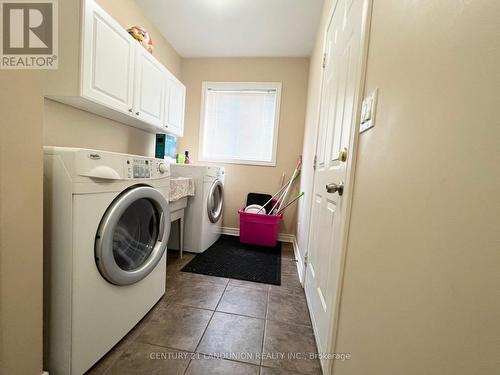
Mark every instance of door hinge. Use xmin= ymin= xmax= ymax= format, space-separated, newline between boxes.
xmin=313 ymin=155 xmax=317 ymax=170
xmin=304 ymin=253 xmax=308 ymax=266
xmin=322 ymin=53 xmax=327 ymax=69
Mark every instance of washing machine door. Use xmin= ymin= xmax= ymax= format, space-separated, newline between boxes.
xmin=207 ymin=179 xmax=224 ymax=223
xmin=95 ymin=186 xmax=171 ymax=285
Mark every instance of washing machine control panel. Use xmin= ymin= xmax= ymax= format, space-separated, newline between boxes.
xmin=125 ymin=158 xmax=152 ymax=179
xmin=124 ymin=158 xmax=170 ymax=179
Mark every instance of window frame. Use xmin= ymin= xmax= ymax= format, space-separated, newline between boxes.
xmin=199 ymin=81 xmax=282 ymax=167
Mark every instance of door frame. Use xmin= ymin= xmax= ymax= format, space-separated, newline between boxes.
xmin=303 ymin=0 xmax=374 ymax=373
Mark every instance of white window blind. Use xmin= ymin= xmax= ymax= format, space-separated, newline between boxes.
xmin=200 ymin=82 xmax=281 ymax=166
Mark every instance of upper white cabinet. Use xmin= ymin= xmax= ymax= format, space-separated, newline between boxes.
xmin=164 ymin=76 xmax=186 ymax=137
xmin=44 ymin=0 xmax=185 ymax=136
xmin=81 ymin=1 xmax=135 ymax=114
xmin=134 ymin=46 xmax=166 ymax=127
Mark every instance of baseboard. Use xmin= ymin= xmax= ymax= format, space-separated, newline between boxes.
xmin=292 ymin=236 xmax=305 ymax=285
xmin=221 ymin=227 xmax=295 ymax=243
xmin=220 ymin=226 xmax=239 ymax=237
xmin=278 ymin=233 xmax=295 ymax=243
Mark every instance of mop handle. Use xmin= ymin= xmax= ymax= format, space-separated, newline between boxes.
xmin=268 ymin=169 xmax=301 ymax=214
xmin=270 ymin=168 xmax=297 ymax=214
xmin=272 ymin=157 xmax=302 ymax=214
xmin=279 ymin=173 xmax=286 ymax=188
xmin=277 ymin=192 xmax=305 ymax=214
xmin=270 ymin=188 xmax=288 ymax=215
xmin=255 ymin=179 xmax=292 ymax=214
xmin=256 ymin=172 xmax=301 ymax=214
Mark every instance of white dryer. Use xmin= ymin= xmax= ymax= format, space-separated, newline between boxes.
xmin=43 ymin=147 xmax=171 ymax=374
xmin=170 ymin=164 xmax=225 ymax=253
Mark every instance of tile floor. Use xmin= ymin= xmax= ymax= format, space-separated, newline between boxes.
xmin=86 ymin=242 xmax=322 ymax=375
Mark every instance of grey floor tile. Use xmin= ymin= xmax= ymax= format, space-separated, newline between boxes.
xmin=137 ymin=304 xmax=212 ymax=352
xmin=196 ymin=312 xmax=265 ymax=365
xmin=281 ymin=262 xmax=300 ymax=282
xmin=104 ymin=342 xmax=191 ymax=375
xmin=267 ymin=289 xmax=311 ymax=326
xmin=167 ymin=251 xmax=195 ymax=271
xmin=281 ymin=243 xmax=296 ymax=260
xmin=217 ymin=285 xmax=268 ymax=318
xmin=185 ymin=357 xmax=260 ymax=375
xmin=262 ymin=320 xmax=322 ymax=375
xmin=281 ymin=259 xmax=300 ymax=275
xmin=228 ymin=278 xmax=271 ymax=292
xmin=260 ymin=366 xmax=306 ymax=375
xmin=166 ymin=277 xmax=226 ymax=310
xmin=181 ymin=270 xmax=230 ymax=286
xmin=269 ymin=272 xmax=303 ymax=295
xmin=165 ymin=274 xmax=184 ymax=299
xmin=91 ymin=244 xmax=318 ymax=373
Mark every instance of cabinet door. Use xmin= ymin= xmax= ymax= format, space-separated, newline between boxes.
xmin=133 ymin=46 xmax=166 ymax=127
xmin=81 ymin=0 xmax=135 ymax=113
xmin=165 ymin=78 xmax=186 ymax=137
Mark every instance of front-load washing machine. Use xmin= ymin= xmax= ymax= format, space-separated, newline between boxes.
xmin=170 ymin=164 xmax=225 ymax=253
xmin=43 ymin=147 xmax=171 ymax=374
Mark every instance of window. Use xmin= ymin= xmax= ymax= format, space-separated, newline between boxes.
xmin=199 ymin=82 xmax=282 ymax=166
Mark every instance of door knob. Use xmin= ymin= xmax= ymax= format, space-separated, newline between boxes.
xmin=326 ymin=181 xmax=344 ymax=196
xmin=333 ymin=147 xmax=348 ymax=162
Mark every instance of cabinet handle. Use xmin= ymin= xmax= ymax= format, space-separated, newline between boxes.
xmin=128 ymin=108 xmax=133 ymax=113
xmin=135 ymin=112 xmax=140 ymax=116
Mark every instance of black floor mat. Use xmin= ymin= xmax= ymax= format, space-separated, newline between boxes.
xmin=181 ymin=235 xmax=281 ymax=285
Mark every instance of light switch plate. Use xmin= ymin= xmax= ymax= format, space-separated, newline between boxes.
xmin=360 ymin=88 xmax=378 ymax=133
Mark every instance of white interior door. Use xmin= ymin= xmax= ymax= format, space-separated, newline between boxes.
xmin=304 ymin=0 xmax=368 ymax=372
xmin=81 ymin=0 xmax=135 ymax=113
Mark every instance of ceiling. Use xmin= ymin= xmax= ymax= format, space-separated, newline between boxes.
xmin=138 ymin=0 xmax=324 ymax=57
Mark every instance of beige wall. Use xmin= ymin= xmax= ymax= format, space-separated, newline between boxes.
xmin=0 ymin=1 xmax=181 ymax=374
xmin=0 ymin=73 xmax=44 ymax=375
xmin=301 ymin=0 xmax=500 ymax=374
xmin=43 ymin=0 xmax=182 ymax=156
xmin=179 ymin=58 xmax=309 ymax=234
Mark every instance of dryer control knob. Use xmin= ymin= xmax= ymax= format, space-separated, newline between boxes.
xmin=158 ymin=162 xmax=168 ymax=174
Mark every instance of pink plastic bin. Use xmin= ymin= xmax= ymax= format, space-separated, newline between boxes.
xmin=238 ymin=209 xmax=283 ymax=247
